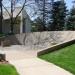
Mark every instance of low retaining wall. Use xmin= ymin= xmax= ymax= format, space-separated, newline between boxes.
xmin=37 ymin=39 xmax=75 ymax=56
xmin=0 ymin=31 xmax=75 ymax=49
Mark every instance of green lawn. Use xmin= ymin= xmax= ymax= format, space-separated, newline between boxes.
xmin=0 ymin=64 xmax=19 ymax=75
xmin=39 ymin=44 xmax=75 ymax=74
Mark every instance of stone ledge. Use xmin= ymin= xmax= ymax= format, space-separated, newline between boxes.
xmin=37 ymin=39 xmax=75 ymax=56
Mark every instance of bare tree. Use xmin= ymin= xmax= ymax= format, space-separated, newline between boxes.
xmin=10 ymin=0 xmax=27 ymax=34
xmin=2 ymin=0 xmax=27 ymax=34
xmin=2 ymin=0 xmax=39 ymax=34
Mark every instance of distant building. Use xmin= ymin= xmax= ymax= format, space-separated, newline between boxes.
xmin=2 ymin=0 xmax=40 ymax=34
xmin=2 ymin=7 xmax=32 ymax=34
xmin=21 ymin=7 xmax=32 ymax=33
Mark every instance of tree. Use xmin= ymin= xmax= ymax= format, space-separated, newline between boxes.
xmin=49 ymin=0 xmax=67 ymax=31
xmin=31 ymin=18 xmax=44 ymax=32
xmin=10 ymin=0 xmax=27 ymax=34
xmin=0 ymin=0 xmax=3 ymax=34
xmin=67 ymin=1 xmax=75 ymax=30
xmin=35 ymin=0 xmax=54 ymax=31
xmin=2 ymin=0 xmax=27 ymax=34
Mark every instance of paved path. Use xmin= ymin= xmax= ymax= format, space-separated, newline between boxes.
xmin=0 ymin=46 xmax=73 ymax=75
xmin=10 ymin=58 xmax=72 ymax=75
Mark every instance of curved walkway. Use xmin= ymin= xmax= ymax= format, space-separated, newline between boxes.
xmin=0 ymin=45 xmax=73 ymax=75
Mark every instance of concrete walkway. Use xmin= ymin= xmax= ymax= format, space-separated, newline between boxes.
xmin=0 ymin=46 xmax=73 ymax=75
xmin=10 ymin=58 xmax=72 ymax=75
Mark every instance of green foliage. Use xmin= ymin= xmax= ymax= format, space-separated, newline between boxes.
xmin=67 ymin=7 xmax=75 ymax=30
xmin=0 ymin=33 xmax=6 ymax=37
xmin=39 ymin=44 xmax=75 ymax=74
xmin=31 ymin=18 xmax=45 ymax=32
xmin=49 ymin=1 xmax=67 ymax=30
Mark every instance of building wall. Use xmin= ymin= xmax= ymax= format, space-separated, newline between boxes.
xmin=2 ymin=18 xmax=21 ymax=34
xmin=22 ymin=8 xmax=31 ymax=33
xmin=3 ymin=7 xmax=22 ymax=34
xmin=2 ymin=7 xmax=32 ymax=34
xmin=2 ymin=19 xmax=11 ymax=34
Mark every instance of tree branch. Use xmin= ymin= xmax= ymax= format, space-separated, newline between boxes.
xmin=13 ymin=0 xmax=26 ymax=24
xmin=2 ymin=4 xmax=11 ymax=17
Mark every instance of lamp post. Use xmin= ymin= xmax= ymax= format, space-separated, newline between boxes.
xmin=0 ymin=0 xmax=3 ymax=34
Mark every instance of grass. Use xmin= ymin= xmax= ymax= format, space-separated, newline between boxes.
xmin=39 ymin=44 xmax=75 ymax=74
xmin=0 ymin=64 xmax=19 ymax=75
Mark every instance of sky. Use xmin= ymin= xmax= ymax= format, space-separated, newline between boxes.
xmin=54 ymin=0 xmax=73 ymax=10
xmin=66 ymin=0 xmax=73 ymax=9
xmin=3 ymin=0 xmax=73 ymax=10
xmin=2 ymin=0 xmax=73 ymax=20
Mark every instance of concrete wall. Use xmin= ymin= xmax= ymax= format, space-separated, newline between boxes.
xmin=4 ymin=31 xmax=75 ymax=49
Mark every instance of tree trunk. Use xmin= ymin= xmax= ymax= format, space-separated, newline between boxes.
xmin=0 ymin=0 xmax=3 ymax=34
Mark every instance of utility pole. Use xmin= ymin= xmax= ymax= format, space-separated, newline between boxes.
xmin=0 ymin=0 xmax=3 ymax=34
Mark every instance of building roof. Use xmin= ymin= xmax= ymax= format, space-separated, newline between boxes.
xmin=3 ymin=7 xmax=22 ymax=20
xmin=24 ymin=1 xmax=39 ymax=20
